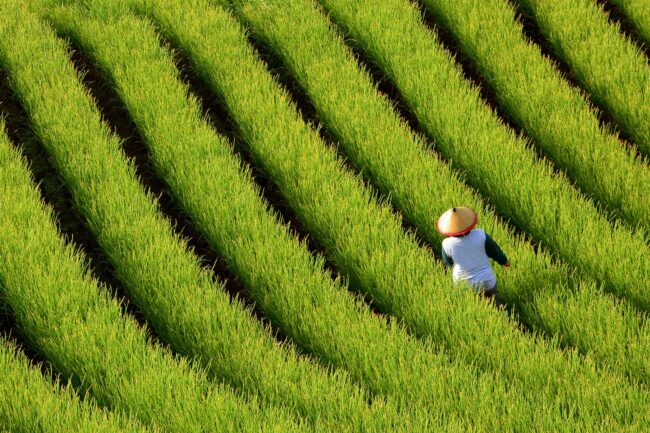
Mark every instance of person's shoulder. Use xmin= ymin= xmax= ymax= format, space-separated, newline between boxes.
xmin=471 ymin=228 xmax=486 ymax=239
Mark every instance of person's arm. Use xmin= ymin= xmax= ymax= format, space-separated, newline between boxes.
xmin=485 ymin=233 xmax=509 ymax=266
xmin=441 ymin=247 xmax=454 ymax=267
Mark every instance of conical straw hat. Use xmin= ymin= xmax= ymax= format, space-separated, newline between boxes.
xmin=436 ymin=207 xmax=478 ymax=236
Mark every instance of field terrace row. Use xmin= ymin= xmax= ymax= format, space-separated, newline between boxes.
xmin=0 ymin=0 xmax=648 ymax=432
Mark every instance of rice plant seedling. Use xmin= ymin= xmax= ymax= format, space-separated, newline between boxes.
xmin=512 ymin=0 xmax=650 ymax=157
xmin=0 ymin=3 xmax=301 ymax=432
xmin=0 ymin=335 xmax=150 ymax=433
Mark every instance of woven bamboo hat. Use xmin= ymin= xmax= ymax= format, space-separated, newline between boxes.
xmin=436 ymin=207 xmax=478 ymax=236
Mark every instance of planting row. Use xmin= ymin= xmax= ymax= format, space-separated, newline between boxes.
xmin=419 ymin=0 xmax=649 ymax=233
xmin=224 ymin=0 xmax=650 ymax=384
xmin=0 ymin=338 xmax=145 ymax=433
xmin=0 ymin=142 xmax=145 ymax=433
xmin=0 ymin=3 xmax=299 ymax=432
xmin=2 ymin=0 xmax=647 ymax=431
xmin=49 ymin=3 xmax=543 ymax=431
xmin=513 ymin=0 xmax=650 ymax=157
xmin=315 ymin=0 xmax=650 ymax=312
xmin=608 ymin=0 xmax=650 ymax=45
xmin=132 ymin=0 xmax=648 ymax=429
xmin=40 ymin=4 xmax=439 ymax=432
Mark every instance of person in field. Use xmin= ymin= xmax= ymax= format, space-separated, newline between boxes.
xmin=437 ymin=207 xmax=510 ymax=307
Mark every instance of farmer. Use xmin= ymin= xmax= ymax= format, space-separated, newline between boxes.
xmin=437 ymin=207 xmax=510 ymax=307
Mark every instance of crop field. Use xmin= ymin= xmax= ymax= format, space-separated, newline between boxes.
xmin=0 ymin=0 xmax=648 ymax=431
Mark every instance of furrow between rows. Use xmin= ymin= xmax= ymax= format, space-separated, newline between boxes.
xmin=606 ymin=0 xmax=650 ymax=46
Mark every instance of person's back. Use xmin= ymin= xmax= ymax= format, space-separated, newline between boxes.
xmin=437 ymin=207 xmax=510 ymax=306
xmin=442 ymin=229 xmax=495 ymax=291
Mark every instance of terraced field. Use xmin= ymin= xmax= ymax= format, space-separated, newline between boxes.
xmin=0 ymin=0 xmax=647 ymax=431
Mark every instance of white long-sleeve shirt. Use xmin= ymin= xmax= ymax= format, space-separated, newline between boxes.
xmin=442 ymin=229 xmax=499 ymax=291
